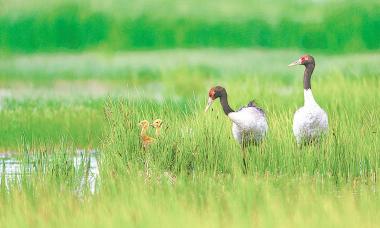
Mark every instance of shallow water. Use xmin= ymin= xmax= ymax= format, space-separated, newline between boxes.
xmin=0 ymin=150 xmax=99 ymax=194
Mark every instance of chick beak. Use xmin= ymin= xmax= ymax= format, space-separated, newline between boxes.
xmin=288 ymin=59 xmax=302 ymax=67
xmin=204 ymin=97 xmax=215 ymax=112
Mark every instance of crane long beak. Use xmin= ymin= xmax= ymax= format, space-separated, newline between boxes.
xmin=204 ymin=97 xmax=215 ymax=112
xmin=288 ymin=59 xmax=301 ymax=67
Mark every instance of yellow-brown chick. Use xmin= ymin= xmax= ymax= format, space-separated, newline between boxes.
xmin=138 ymin=120 xmax=155 ymax=149
xmin=151 ymin=119 xmax=163 ymax=137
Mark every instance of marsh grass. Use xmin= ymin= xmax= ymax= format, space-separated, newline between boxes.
xmin=0 ymin=99 xmax=105 ymax=150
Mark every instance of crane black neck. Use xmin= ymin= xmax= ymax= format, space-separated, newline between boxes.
xmin=304 ymin=63 xmax=315 ymax=90
xmin=219 ymin=91 xmax=234 ymax=115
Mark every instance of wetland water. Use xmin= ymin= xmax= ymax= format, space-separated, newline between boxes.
xmin=0 ymin=150 xmax=99 ymax=193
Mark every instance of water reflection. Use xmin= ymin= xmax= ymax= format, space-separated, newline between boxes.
xmin=0 ymin=150 xmax=99 ymax=194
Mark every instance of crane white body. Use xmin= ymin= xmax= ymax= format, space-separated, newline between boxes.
xmin=228 ymin=106 xmax=268 ymax=145
xmin=293 ymin=89 xmax=328 ymax=144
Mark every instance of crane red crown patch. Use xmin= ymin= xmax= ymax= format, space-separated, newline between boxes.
xmin=209 ymin=89 xmax=216 ymax=98
xmin=301 ymin=55 xmax=309 ymax=62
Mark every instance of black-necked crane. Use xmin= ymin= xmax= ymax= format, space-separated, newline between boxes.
xmin=288 ymin=55 xmax=328 ymax=144
xmin=204 ymin=86 xmax=268 ymax=146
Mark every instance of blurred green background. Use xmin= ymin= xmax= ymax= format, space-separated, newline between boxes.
xmin=1 ymin=0 xmax=379 ymax=53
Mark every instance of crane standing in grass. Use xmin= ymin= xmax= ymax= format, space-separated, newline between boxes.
xmin=288 ymin=55 xmax=328 ymax=145
xmin=204 ymin=86 xmax=268 ymax=173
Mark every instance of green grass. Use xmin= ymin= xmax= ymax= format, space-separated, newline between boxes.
xmin=0 ymin=49 xmax=379 ymax=227
xmin=2 ymin=174 xmax=380 ymax=227
xmin=0 ymin=99 xmax=104 ymax=150
xmin=1 ymin=0 xmax=380 ymax=53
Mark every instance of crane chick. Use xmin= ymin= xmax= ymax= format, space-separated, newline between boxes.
xmin=138 ymin=120 xmax=155 ymax=149
xmin=151 ymin=119 xmax=163 ymax=137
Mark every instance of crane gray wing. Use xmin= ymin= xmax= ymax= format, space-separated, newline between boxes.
xmin=238 ymin=100 xmax=265 ymax=115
